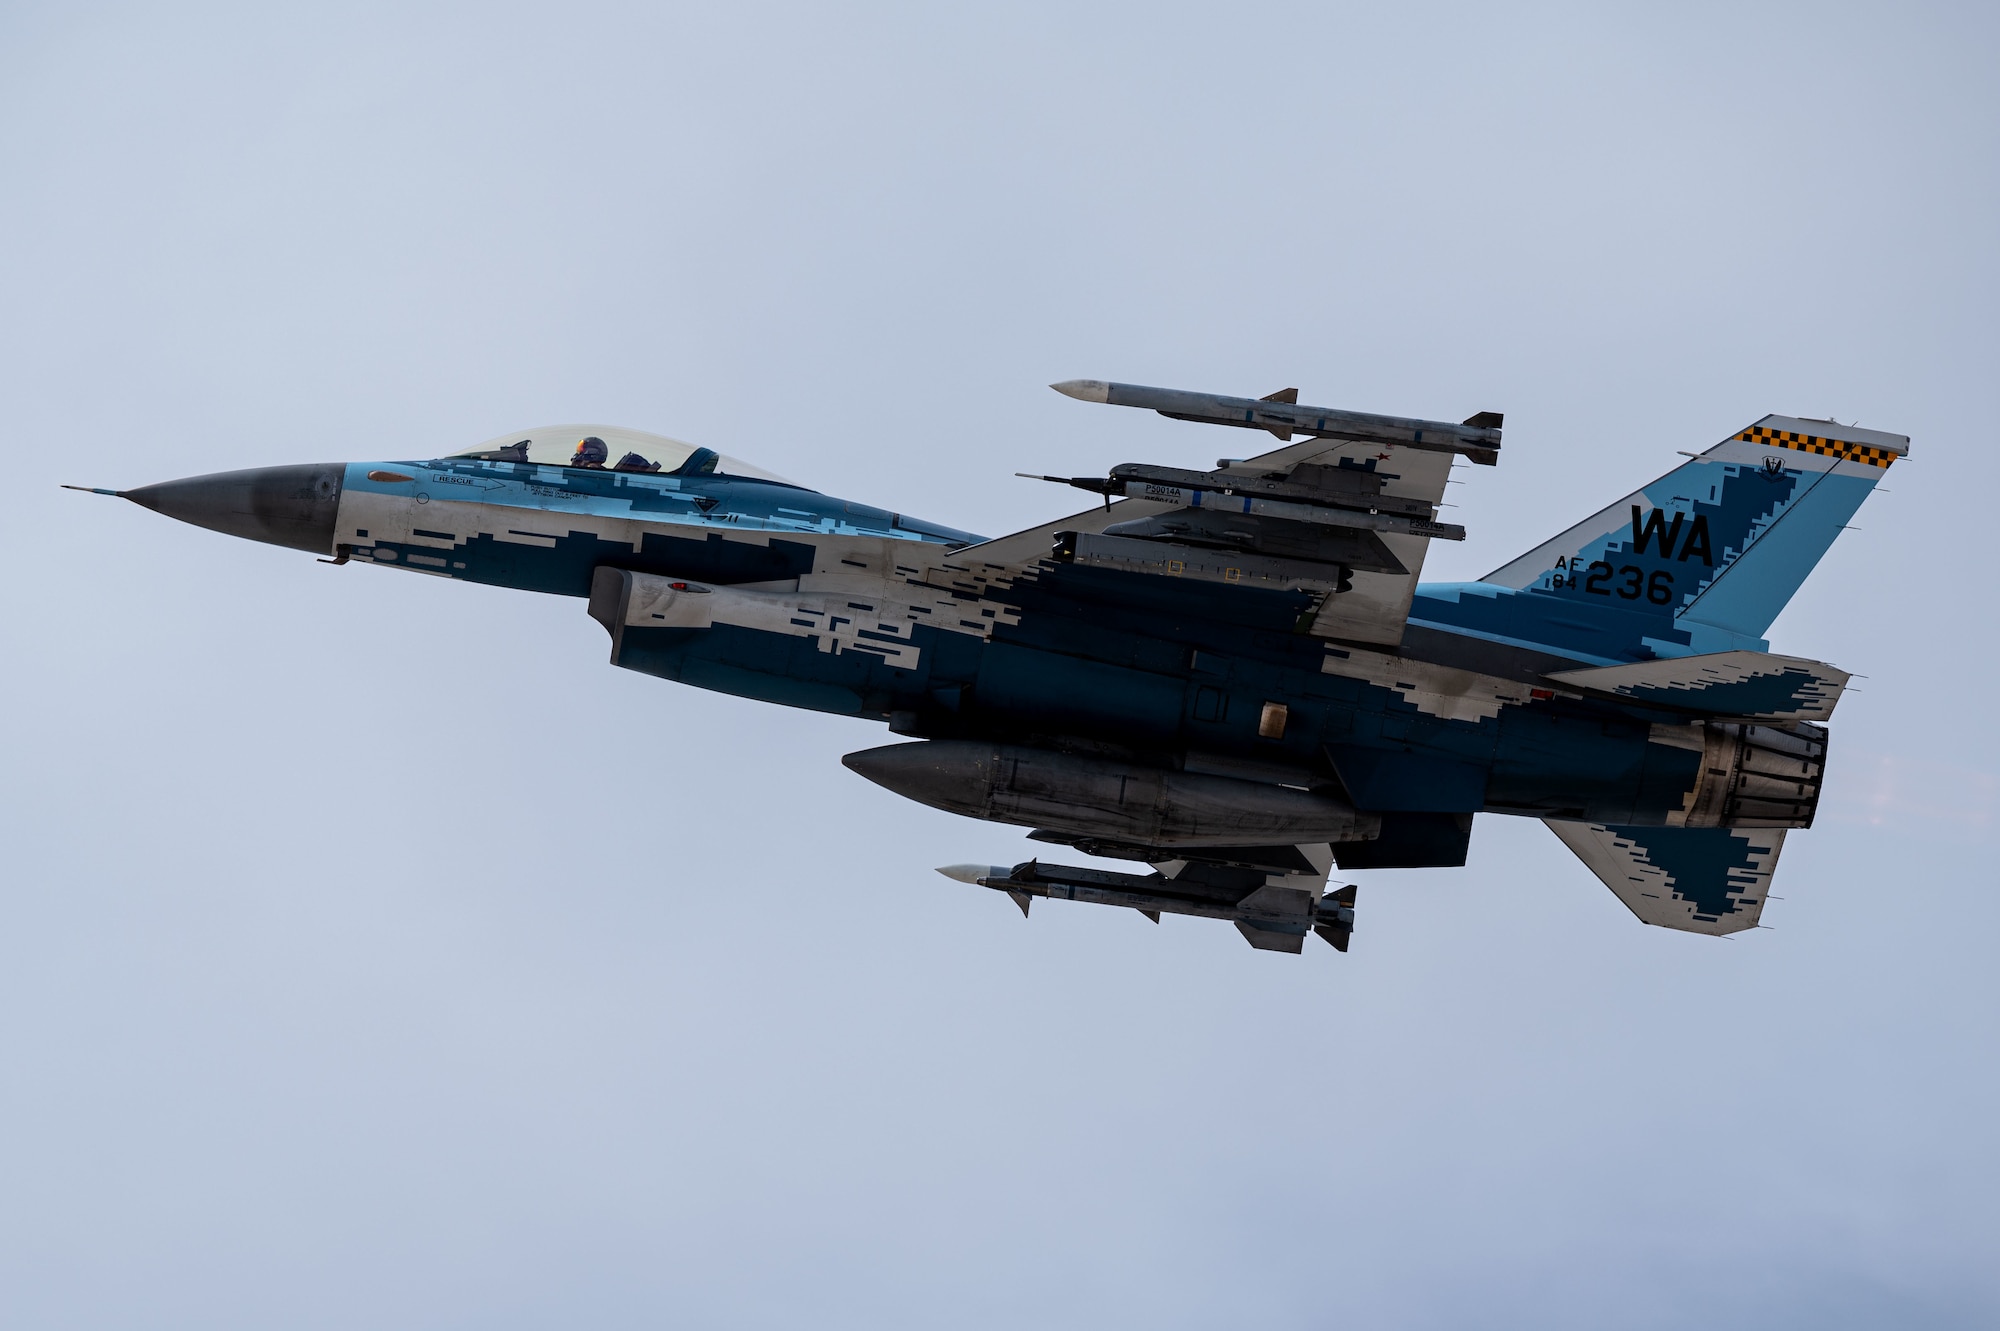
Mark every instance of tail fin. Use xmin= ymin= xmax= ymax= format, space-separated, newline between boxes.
xmin=1481 ymin=416 xmax=1907 ymax=655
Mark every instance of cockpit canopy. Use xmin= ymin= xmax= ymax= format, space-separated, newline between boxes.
xmin=446 ymin=425 xmax=790 ymax=483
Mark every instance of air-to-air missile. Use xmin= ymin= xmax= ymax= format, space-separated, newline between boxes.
xmin=936 ymin=860 xmax=1358 ymax=953
xmin=1048 ymin=378 xmax=1505 ymax=461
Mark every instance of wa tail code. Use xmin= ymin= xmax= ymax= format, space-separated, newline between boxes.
xmin=1630 ymin=506 xmax=1714 ymax=565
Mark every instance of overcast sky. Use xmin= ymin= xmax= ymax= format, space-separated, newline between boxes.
xmin=2 ymin=4 xmax=1995 ymax=1327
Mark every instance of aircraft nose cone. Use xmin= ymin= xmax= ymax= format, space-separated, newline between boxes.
xmin=122 ymin=463 xmax=344 ymax=554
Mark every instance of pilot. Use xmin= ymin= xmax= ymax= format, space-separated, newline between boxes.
xmin=613 ymin=451 xmax=662 ymax=473
xmin=570 ymin=436 xmax=609 ymax=469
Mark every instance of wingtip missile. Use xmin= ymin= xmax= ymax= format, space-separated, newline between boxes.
xmin=1048 ymin=379 xmax=1504 ymax=462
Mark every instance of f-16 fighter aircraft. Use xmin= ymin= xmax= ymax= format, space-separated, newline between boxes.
xmin=70 ymin=381 xmax=1906 ymax=955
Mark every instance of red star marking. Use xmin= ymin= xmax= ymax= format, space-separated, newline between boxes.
xmin=1375 ymin=451 xmax=1392 ymax=460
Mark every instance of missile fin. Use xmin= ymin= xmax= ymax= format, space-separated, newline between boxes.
xmin=1234 ymin=919 xmax=1308 ymax=953
xmin=1139 ymin=909 xmax=1160 ymax=923
xmin=1262 ymin=386 xmax=1299 ymax=433
xmin=1316 ymin=883 xmax=1357 ymax=952
xmin=1006 ymin=890 xmax=1033 ymax=918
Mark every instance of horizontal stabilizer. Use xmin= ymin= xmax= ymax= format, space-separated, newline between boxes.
xmin=1546 ymin=821 xmax=1786 ymax=935
xmin=1545 ymin=650 xmax=1849 ymax=721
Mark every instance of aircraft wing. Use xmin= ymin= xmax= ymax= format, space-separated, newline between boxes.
xmin=956 ymin=385 xmax=1499 ymax=648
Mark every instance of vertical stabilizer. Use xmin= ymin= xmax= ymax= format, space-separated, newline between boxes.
xmin=1478 ymin=417 xmax=1906 ymax=656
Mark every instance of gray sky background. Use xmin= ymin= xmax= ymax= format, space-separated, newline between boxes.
xmin=2 ymin=4 xmax=1995 ymax=1327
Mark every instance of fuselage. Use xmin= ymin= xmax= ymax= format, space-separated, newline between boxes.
xmin=293 ymin=452 xmax=1725 ymax=842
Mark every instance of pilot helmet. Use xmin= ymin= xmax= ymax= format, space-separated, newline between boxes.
xmin=572 ymin=436 xmax=609 ymax=467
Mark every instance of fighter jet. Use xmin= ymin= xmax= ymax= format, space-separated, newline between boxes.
xmin=70 ymin=382 xmax=1905 ymax=955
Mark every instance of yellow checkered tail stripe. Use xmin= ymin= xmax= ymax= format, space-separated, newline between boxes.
xmin=1737 ymin=425 xmax=1897 ymax=469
